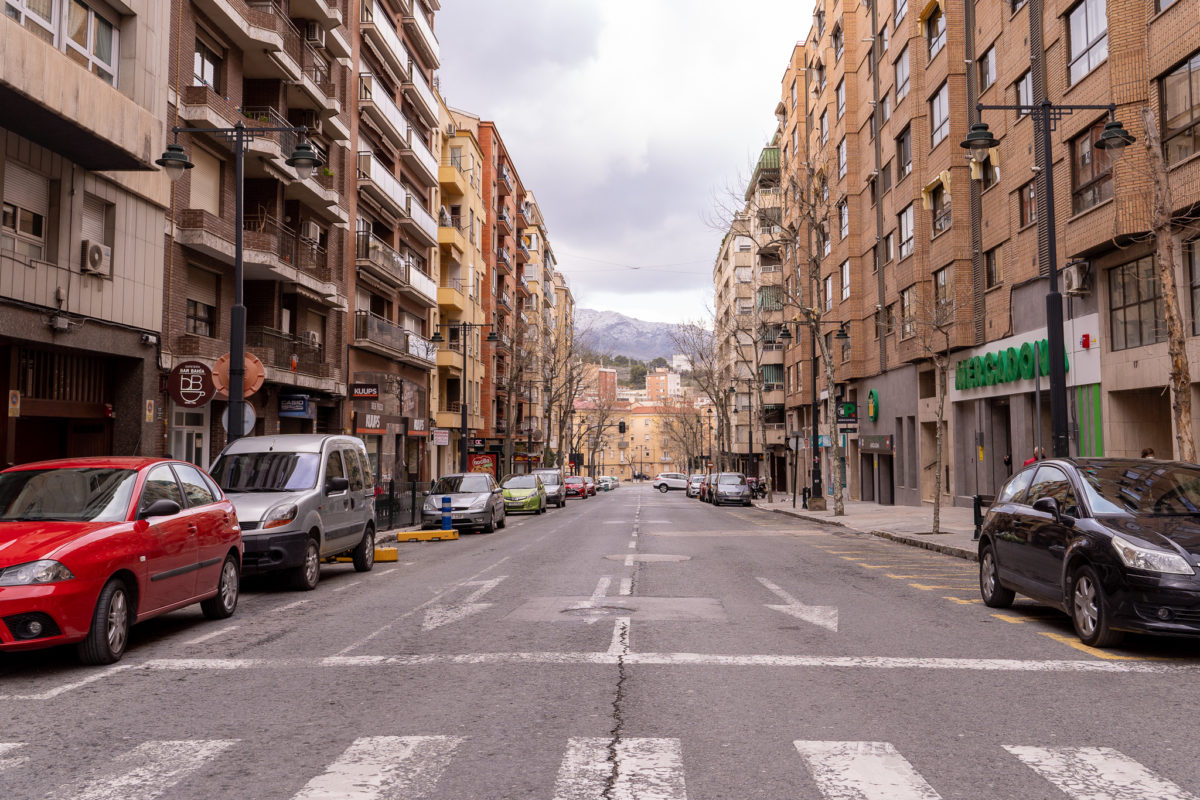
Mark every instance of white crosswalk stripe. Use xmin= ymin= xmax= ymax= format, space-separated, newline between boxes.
xmin=552 ymin=737 xmax=688 ymax=800
xmin=1005 ymin=745 xmax=1200 ymax=800
xmin=46 ymin=739 xmax=237 ymax=800
xmin=793 ymin=740 xmax=942 ymax=800
xmin=290 ymin=735 xmax=462 ymax=799
xmin=0 ymin=743 xmax=28 ymax=772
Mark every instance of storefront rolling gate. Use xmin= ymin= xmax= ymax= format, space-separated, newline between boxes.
xmin=375 ymin=481 xmax=432 ymax=529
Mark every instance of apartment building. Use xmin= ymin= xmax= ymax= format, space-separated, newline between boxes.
xmin=1 ymin=2 xmax=168 ymax=465
xmin=580 ymin=399 xmax=707 ymax=481
xmin=513 ymin=191 xmax=552 ymax=470
xmin=646 ymin=368 xmax=682 ymax=401
xmin=774 ymin=0 xmax=1200 ymax=507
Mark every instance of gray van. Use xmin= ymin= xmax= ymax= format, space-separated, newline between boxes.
xmin=209 ymin=434 xmax=376 ymax=590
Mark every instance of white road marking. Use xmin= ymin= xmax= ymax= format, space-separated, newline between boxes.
xmin=591 ymin=576 xmax=612 ymax=602
xmin=757 ymin=577 xmax=839 ymax=632
xmin=274 ymin=598 xmax=314 ymax=613
xmin=332 ymin=581 xmax=363 ymax=593
xmin=183 ymin=625 xmax=240 ymax=646
xmin=1005 ymin=746 xmax=1199 ymax=800
xmin=624 ymin=554 xmax=635 ymax=567
xmin=794 ymin=740 xmax=942 ymax=800
xmin=0 ymin=664 xmax=131 ymax=701
xmin=619 ymin=577 xmax=633 ymax=596
xmin=609 ymin=617 xmax=630 ymax=654
xmin=628 ymin=541 xmax=637 ymax=549
xmin=291 ymin=736 xmax=462 ymax=800
xmin=421 ymin=576 xmax=506 ymax=631
xmin=49 ymin=739 xmax=237 ymax=800
xmin=553 ymin=738 xmax=687 ymax=800
xmin=0 ymin=743 xmax=28 ymax=772
xmin=372 ymin=569 xmax=400 ymax=578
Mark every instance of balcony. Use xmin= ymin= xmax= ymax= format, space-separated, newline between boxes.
xmin=354 ymin=310 xmax=408 ymax=359
xmin=497 ymin=164 xmax=514 ymax=196
xmin=355 ymin=230 xmax=409 ymax=285
xmin=438 ymin=214 xmax=467 ymax=258
xmin=402 ymin=3 xmax=440 ymax=69
xmin=498 ymin=292 xmax=513 ymax=311
xmin=191 ymin=0 xmax=302 ymax=81
xmin=357 ymin=151 xmax=406 ymax=219
xmin=358 ymin=73 xmax=409 ymax=148
xmin=245 ymin=325 xmax=342 ymax=393
xmin=403 ymin=61 xmax=439 ymax=126
xmin=401 ymin=194 xmax=438 ymax=246
xmin=292 ymin=45 xmax=341 ymax=116
xmin=516 ymin=275 xmax=532 ymax=298
xmin=403 ymin=329 xmax=437 ymax=367
xmin=290 ymin=0 xmax=342 ymax=27
xmin=359 ymin=0 xmax=410 ymax=82
xmin=494 ymin=331 xmax=513 ymax=351
xmin=438 ymin=277 xmax=466 ymax=313
xmin=400 ymin=123 xmax=439 ymax=187
xmin=400 ymin=261 xmax=438 ymax=308
xmin=439 ymin=156 xmax=468 ymax=198
xmin=516 ymin=241 xmax=530 ymax=264
xmin=496 ymin=208 xmax=513 ymax=236
xmin=496 ymin=246 xmax=512 ymax=274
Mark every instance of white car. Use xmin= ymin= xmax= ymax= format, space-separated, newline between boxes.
xmin=652 ymin=472 xmax=689 ymax=492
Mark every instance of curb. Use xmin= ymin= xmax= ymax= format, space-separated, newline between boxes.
xmin=760 ymin=506 xmax=978 ymax=562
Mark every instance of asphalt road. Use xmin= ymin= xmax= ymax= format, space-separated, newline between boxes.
xmin=4 ymin=483 xmax=1200 ymax=799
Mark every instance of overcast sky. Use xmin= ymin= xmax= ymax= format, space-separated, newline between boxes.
xmin=435 ymin=0 xmax=813 ymax=324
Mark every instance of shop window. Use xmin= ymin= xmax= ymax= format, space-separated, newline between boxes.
xmin=1067 ymin=0 xmax=1108 ymax=86
xmin=1108 ymin=256 xmax=1165 ymax=351
xmin=1072 ymin=120 xmax=1113 ymax=213
xmin=170 ymin=407 xmax=210 ymax=469
xmin=1161 ymin=51 xmax=1200 ymax=166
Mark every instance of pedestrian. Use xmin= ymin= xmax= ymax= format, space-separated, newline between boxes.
xmin=1141 ymin=447 xmax=1156 ymax=458
xmin=1022 ymin=447 xmax=1045 ymax=467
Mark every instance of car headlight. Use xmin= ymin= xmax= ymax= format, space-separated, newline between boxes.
xmin=1110 ymin=533 xmax=1195 ymax=575
xmin=469 ymin=495 xmax=489 ymax=510
xmin=0 ymin=560 xmax=75 ymax=586
xmin=262 ymin=504 xmax=298 ymax=530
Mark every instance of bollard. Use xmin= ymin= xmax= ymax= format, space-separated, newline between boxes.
xmin=441 ymin=495 xmax=452 ymax=531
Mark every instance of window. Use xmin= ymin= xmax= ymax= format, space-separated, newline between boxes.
xmin=930 ymin=82 xmax=949 ymax=147
xmin=833 ymin=26 xmax=844 ymax=60
xmin=898 ymin=204 xmax=914 ymax=258
xmin=792 ymin=125 xmax=800 ymax=155
xmin=978 ymin=151 xmax=999 ymax=189
xmin=838 ymin=138 xmax=847 ymax=177
xmin=1015 ymin=70 xmax=1033 ymax=117
xmin=900 ymin=286 xmax=915 ymax=337
xmin=822 ymin=225 xmax=831 ymax=257
xmin=821 ymin=111 xmax=829 ymax=144
xmin=926 ymin=7 xmax=946 ymax=60
xmin=1162 ymin=52 xmax=1200 ymax=165
xmin=886 ymin=303 xmax=897 ymax=336
xmin=895 ymin=46 xmax=910 ymax=100
xmin=1 ymin=203 xmax=46 ymax=261
xmin=934 ymin=266 xmax=952 ymax=324
xmin=896 ymin=0 xmax=908 ymax=25
xmin=838 ymin=200 xmax=849 ymax=238
xmin=931 ymin=182 xmax=951 ymax=234
xmin=186 ymin=267 xmax=218 ymax=337
xmin=1072 ymin=120 xmax=1113 ymax=213
xmin=139 ymin=465 xmax=184 ymax=513
xmin=64 ymin=0 xmax=118 ymax=85
xmin=816 ymin=9 xmax=825 ymax=37
xmin=174 ymin=464 xmax=218 ymax=507
xmin=979 ymin=46 xmax=996 ymax=92
xmin=1108 ymin=256 xmax=1165 ymax=351
xmin=985 ymin=246 xmax=1002 ymax=289
xmin=791 ymin=78 xmax=797 ymax=109
xmin=896 ymin=127 xmax=912 ymax=177
xmin=1190 ymin=241 xmax=1200 ymax=335
xmin=880 ymin=24 xmax=889 ymax=53
xmin=5 ymin=0 xmax=55 ymax=41
xmin=1012 ymin=0 xmax=1027 ymax=11
xmin=837 ymin=78 xmax=845 ymax=118
xmin=1068 ymin=0 xmax=1108 ymax=85
xmin=885 ymin=231 xmax=895 ymax=262
xmin=1019 ymin=181 xmax=1037 ymax=226
xmin=881 ymin=92 xmax=891 ymax=122
xmin=824 ymin=275 xmax=833 ymax=311
xmin=882 ymin=159 xmax=893 ymax=193
xmin=757 ymin=285 xmax=783 ymax=312
xmin=194 ymin=38 xmax=221 ymax=90
xmin=841 ymin=259 xmax=851 ymax=300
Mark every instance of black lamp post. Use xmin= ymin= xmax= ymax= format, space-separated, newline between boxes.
xmin=158 ymin=121 xmax=319 ymax=442
xmin=705 ymin=407 xmax=713 ymax=473
xmin=431 ymin=323 xmax=499 ymax=472
xmin=962 ymin=104 xmax=1133 ymax=458
xmin=778 ymin=320 xmax=848 ymax=505
xmin=727 ymin=385 xmax=755 ymax=477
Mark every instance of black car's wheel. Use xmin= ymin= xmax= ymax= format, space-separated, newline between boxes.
xmin=352 ymin=526 xmax=375 ymax=572
xmin=1071 ymin=564 xmax=1123 ymax=647
xmin=291 ymin=538 xmax=321 ymax=591
xmin=78 ymin=578 xmax=131 ymax=665
xmin=979 ymin=545 xmax=1015 ymax=608
xmin=201 ymin=554 xmax=241 ymax=619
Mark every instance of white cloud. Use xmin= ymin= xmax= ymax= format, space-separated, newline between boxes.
xmin=436 ymin=0 xmax=813 ymax=322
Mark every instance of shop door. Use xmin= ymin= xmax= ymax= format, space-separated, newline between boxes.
xmin=860 ymin=455 xmax=876 ymax=502
xmin=877 ymin=455 xmax=895 ymax=505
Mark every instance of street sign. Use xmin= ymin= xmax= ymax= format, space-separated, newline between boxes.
xmin=836 ymin=402 xmax=857 ymax=424
xmin=221 ymin=403 xmax=256 ymax=434
xmin=168 ymin=361 xmax=216 ymax=408
xmin=212 ymin=352 xmax=265 ymax=399
xmin=432 ymin=429 xmax=450 ymax=446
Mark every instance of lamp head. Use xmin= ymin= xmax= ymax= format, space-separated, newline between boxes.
xmin=287 ymin=139 xmax=320 ymax=181
xmin=960 ymin=122 xmax=999 ymax=162
xmin=1094 ymin=118 xmax=1135 ymax=161
xmin=155 ymin=143 xmax=193 ymax=182
xmin=430 ymin=331 xmax=444 ymax=343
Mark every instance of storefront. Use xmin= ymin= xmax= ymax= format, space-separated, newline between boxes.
xmin=850 ymin=364 xmax=920 ymax=507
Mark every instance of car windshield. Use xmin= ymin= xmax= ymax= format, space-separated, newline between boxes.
xmin=432 ymin=475 xmax=492 ymax=494
xmin=1078 ymin=462 xmax=1200 ymax=515
xmin=504 ymin=475 xmax=538 ymax=489
xmin=719 ymin=474 xmax=747 ymax=485
xmin=534 ymin=471 xmax=561 ymax=485
xmin=566 ymin=477 xmax=582 ymax=484
xmin=210 ymin=452 xmax=320 ymax=492
xmin=0 ymin=468 xmax=138 ymax=522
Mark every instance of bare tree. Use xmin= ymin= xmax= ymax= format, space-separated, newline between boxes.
xmin=670 ymin=319 xmax=735 ymax=469
xmin=902 ymin=283 xmax=954 ymax=534
xmin=543 ymin=318 xmax=591 ymax=470
xmin=657 ymin=397 xmax=706 ymax=472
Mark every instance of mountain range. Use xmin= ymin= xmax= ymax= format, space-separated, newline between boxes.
xmin=574 ymin=308 xmax=681 ymax=362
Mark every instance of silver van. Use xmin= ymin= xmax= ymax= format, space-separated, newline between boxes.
xmin=209 ymin=434 xmax=376 ymax=590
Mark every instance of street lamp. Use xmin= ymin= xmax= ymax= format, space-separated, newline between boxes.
xmin=430 ymin=322 xmax=499 ymax=472
xmin=962 ymin=104 xmax=1133 ymax=457
xmin=727 ymin=385 xmax=754 ymax=477
xmin=157 ymin=121 xmax=321 ymax=442
xmin=778 ymin=320 xmax=848 ymax=507
xmin=705 ymin=407 xmax=713 ymax=473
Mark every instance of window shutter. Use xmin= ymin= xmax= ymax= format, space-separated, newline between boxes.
xmin=189 ymin=148 xmax=222 ymax=215
xmin=82 ymin=194 xmax=106 ymax=244
xmin=3 ymin=163 xmax=49 ymax=215
xmin=187 ymin=267 xmax=218 ymax=307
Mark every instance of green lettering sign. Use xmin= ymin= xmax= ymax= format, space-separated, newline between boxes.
xmin=955 ymin=339 xmax=1070 ymax=391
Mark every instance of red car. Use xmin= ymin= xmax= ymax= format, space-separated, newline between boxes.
xmin=583 ymin=476 xmax=597 ymax=497
xmin=0 ymin=457 xmax=243 ymax=664
xmin=565 ymin=476 xmax=587 ymax=498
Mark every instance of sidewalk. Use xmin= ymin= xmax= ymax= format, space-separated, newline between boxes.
xmin=755 ymin=495 xmax=980 ymax=561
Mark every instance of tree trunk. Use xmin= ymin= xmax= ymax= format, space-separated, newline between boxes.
xmin=1142 ymin=106 xmax=1196 ymax=462
xmin=815 ymin=333 xmax=844 ymax=516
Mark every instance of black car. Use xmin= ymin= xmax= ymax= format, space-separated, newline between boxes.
xmin=978 ymin=457 xmax=1200 ymax=647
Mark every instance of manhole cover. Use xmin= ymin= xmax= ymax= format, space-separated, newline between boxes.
xmin=562 ymin=605 xmax=631 ymax=617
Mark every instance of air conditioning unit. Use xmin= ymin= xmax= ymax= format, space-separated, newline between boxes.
xmin=1062 ymin=262 xmax=1091 ymax=296
xmin=445 ymin=123 xmax=457 ymax=137
xmin=295 ymin=109 xmax=322 ymax=135
xmin=302 ymin=330 xmax=322 ymax=347
xmin=304 ymin=21 xmax=326 ymax=47
xmin=80 ymin=240 xmax=111 ymax=274
xmin=299 ymin=220 xmax=322 ymax=241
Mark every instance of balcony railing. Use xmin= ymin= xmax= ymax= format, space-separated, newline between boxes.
xmin=497 ymin=246 xmax=512 ymax=268
xmin=497 ymin=208 xmax=512 ymax=229
xmin=245 ymin=325 xmax=335 ymax=378
xmin=357 ymin=151 xmax=406 ymax=215
xmin=360 ymin=0 xmax=409 ymax=79
xmin=358 ymin=73 xmax=408 ymax=145
xmin=406 ymin=330 xmax=436 ymax=363
xmin=242 ymin=214 xmax=330 ymax=281
xmin=498 ymin=292 xmax=513 ymax=311
xmin=354 ymin=309 xmax=407 ymax=354
xmin=498 ymin=164 xmax=513 ymax=194
xmin=403 ymin=3 xmax=440 ymax=67
xmin=403 ymin=120 xmax=439 ymax=181
xmin=355 ymin=231 xmax=408 ymax=285
xmin=408 ymin=194 xmax=438 ymax=242
xmin=404 ymin=59 xmax=438 ymax=122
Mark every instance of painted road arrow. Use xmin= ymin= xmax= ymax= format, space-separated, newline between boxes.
xmin=422 ymin=577 xmax=506 ymax=631
xmin=757 ymin=577 xmax=839 ymax=632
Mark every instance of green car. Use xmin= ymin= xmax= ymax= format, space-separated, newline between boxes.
xmin=501 ymin=474 xmax=548 ymax=514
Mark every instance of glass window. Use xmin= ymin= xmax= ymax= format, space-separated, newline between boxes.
xmin=985 ymin=246 xmax=1002 ymax=289
xmin=838 ymin=138 xmax=847 ymax=177
xmin=63 ymin=0 xmax=118 ymax=85
xmin=186 ymin=300 xmax=215 ymax=337
xmin=194 ymin=39 xmax=221 ymax=90
xmin=895 ymin=45 xmax=910 ymax=100
xmin=839 ymin=201 xmax=849 ymax=238
xmin=1015 ymin=70 xmax=1033 ymax=117
xmin=930 ymin=83 xmax=950 ymax=147
xmin=342 ymin=447 xmax=364 ymax=491
xmin=882 ymin=92 xmax=891 ymax=122
xmin=1162 ymin=51 xmax=1200 ymax=166
xmin=934 ymin=266 xmax=952 ymax=324
xmin=979 ymin=46 xmax=996 ymax=92
xmin=898 ymin=204 xmax=914 ymax=258
xmin=821 ymin=111 xmax=828 ymax=144
xmin=139 ymin=465 xmax=184 ymax=513
xmin=1028 ymin=466 xmax=1081 ymax=518
xmin=1019 ymin=181 xmax=1038 ymax=226
xmin=997 ymin=467 xmax=1035 ymax=505
xmin=896 ymin=0 xmax=908 ymax=25
xmin=837 ymin=78 xmax=845 ymax=118
xmin=932 ymin=182 xmax=951 ymax=233
xmin=0 ymin=467 xmax=137 ymax=522
xmin=979 ymin=152 xmax=999 ymax=189
xmin=172 ymin=463 xmax=217 ymax=507
xmin=1068 ymin=0 xmax=1108 ymax=85
xmin=901 ymin=286 xmax=915 ymax=337
xmin=1078 ymin=461 xmax=1200 ymax=515
xmin=926 ymin=7 xmax=946 ymax=60
xmin=5 ymin=0 xmax=55 ymax=42
xmin=882 ymin=159 xmax=893 ymax=193
xmin=1012 ymin=0 xmax=1028 ymax=11
xmin=841 ymin=259 xmax=851 ymax=300
xmin=824 ymin=275 xmax=833 ymax=311
xmin=884 ymin=231 xmax=895 ymax=262
xmin=1190 ymin=241 xmax=1200 ymax=336
xmin=1072 ymin=120 xmax=1113 ymax=213
xmin=0 ymin=202 xmax=46 ymax=260
xmin=1108 ymin=256 xmax=1165 ymax=351
xmin=833 ymin=26 xmax=843 ymax=60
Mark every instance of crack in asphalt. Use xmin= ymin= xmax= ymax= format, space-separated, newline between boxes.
xmin=602 ymin=491 xmax=643 ymax=798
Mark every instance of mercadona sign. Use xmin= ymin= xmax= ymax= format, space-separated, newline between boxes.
xmin=955 ymin=338 xmax=1069 ymax=391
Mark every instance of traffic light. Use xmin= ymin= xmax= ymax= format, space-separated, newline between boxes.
xmin=618 ymin=420 xmax=626 ymax=434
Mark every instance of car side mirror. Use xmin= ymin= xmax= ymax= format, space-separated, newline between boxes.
xmin=139 ymin=498 xmax=181 ymax=520
xmin=326 ymin=476 xmax=350 ymax=494
xmin=1032 ymin=496 xmax=1075 ymax=527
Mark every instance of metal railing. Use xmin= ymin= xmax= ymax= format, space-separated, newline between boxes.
xmin=354 ymin=310 xmax=407 ymax=353
xmin=355 ymin=231 xmax=408 ymax=285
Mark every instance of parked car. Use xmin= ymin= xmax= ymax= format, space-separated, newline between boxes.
xmin=686 ymin=474 xmax=704 ymax=498
xmin=978 ymin=457 xmax=1200 ymax=647
xmin=210 ymin=434 xmax=376 ymax=590
xmin=712 ymin=472 xmax=753 ymax=506
xmin=565 ymin=475 xmax=587 ymax=498
xmin=533 ymin=469 xmax=567 ymax=508
xmin=652 ymin=472 xmax=689 ymax=493
xmin=583 ymin=476 xmax=597 ymax=497
xmin=422 ymin=473 xmax=506 ymax=532
xmin=501 ymin=474 xmax=547 ymax=515
xmin=597 ymin=476 xmax=617 ymax=492
xmin=0 ymin=457 xmax=243 ymax=664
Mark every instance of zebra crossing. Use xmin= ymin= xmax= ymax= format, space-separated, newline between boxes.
xmin=0 ymin=735 xmax=1195 ymax=799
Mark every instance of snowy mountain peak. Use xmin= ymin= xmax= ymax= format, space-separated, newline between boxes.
xmin=574 ymin=308 xmax=681 ymax=362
